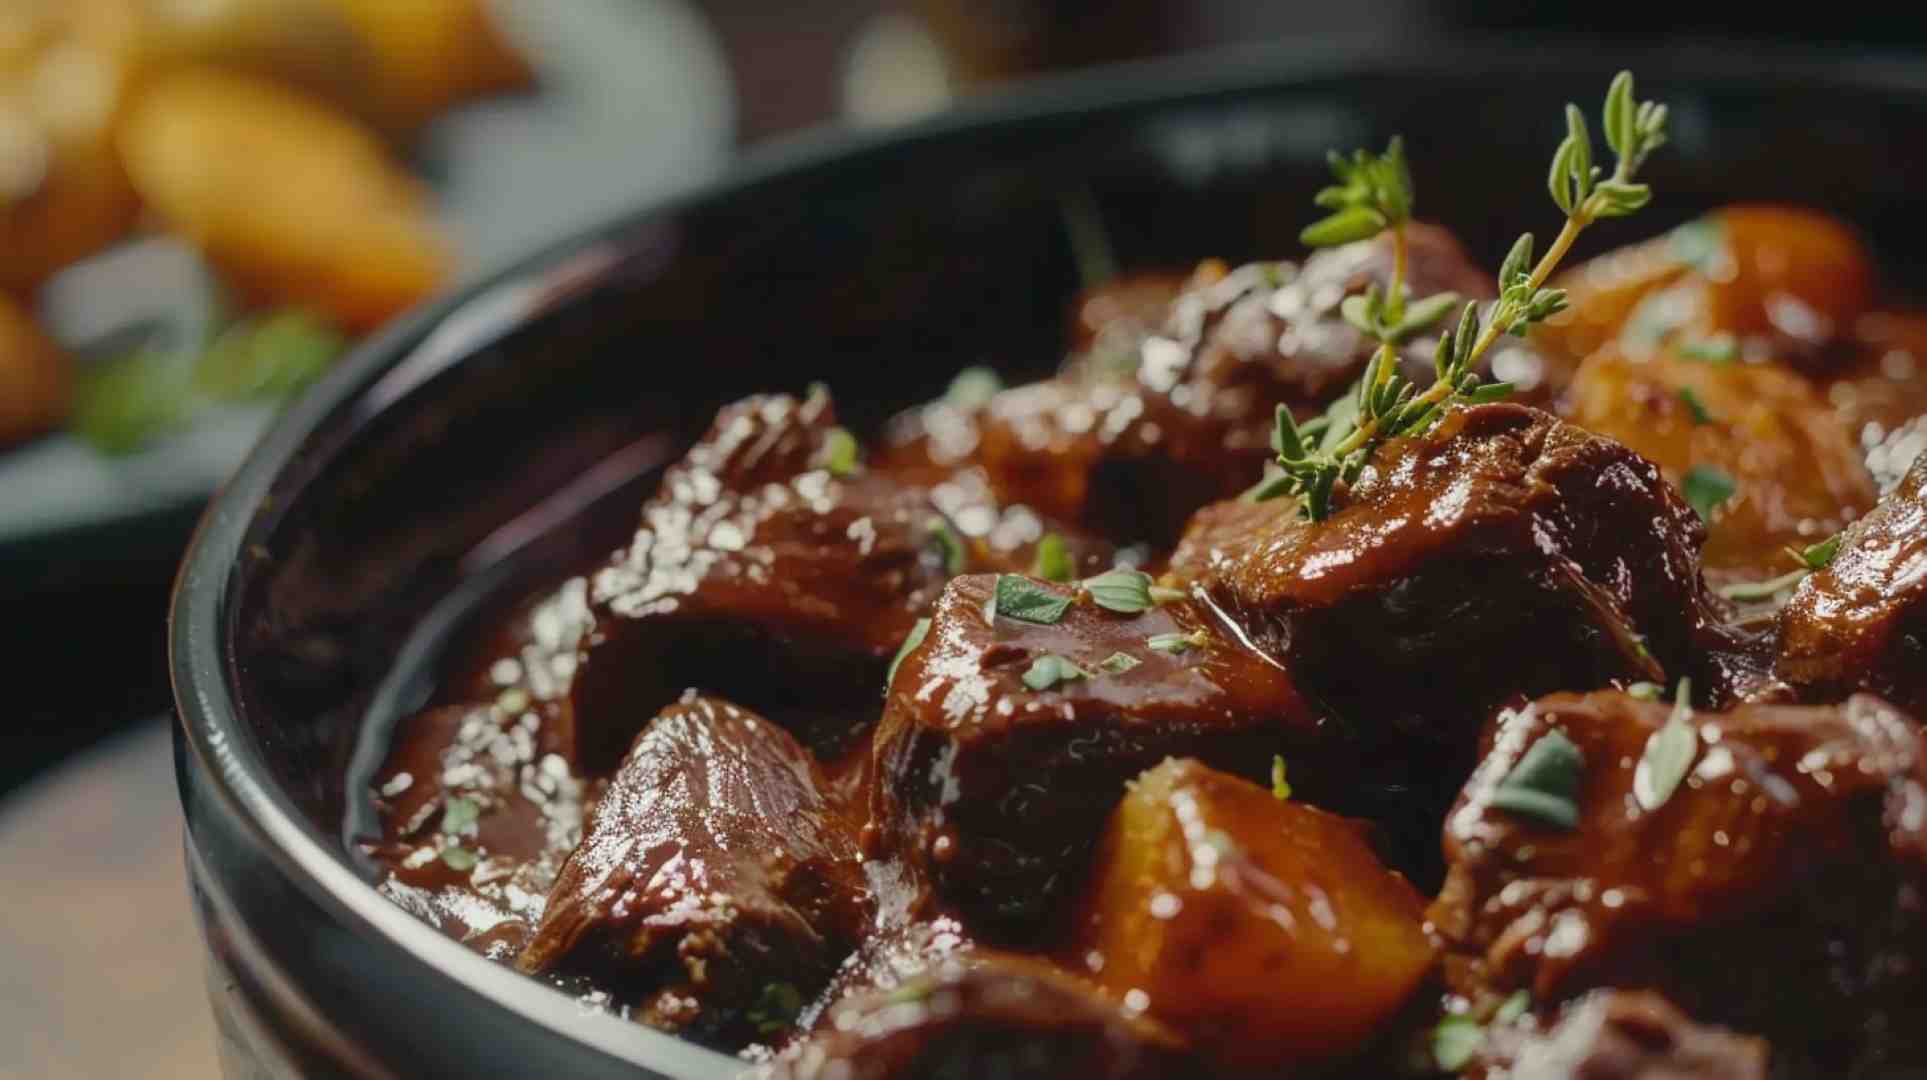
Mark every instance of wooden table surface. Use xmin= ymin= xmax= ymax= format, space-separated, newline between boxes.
xmin=0 ymin=718 xmax=216 ymax=1078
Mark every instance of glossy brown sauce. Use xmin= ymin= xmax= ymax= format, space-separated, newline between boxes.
xmin=356 ymin=207 xmax=1927 ymax=1076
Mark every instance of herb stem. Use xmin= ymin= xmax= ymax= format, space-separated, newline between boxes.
xmin=1329 ymin=352 xmax=1453 ymax=459
xmin=1716 ymin=567 xmax=1811 ymax=603
xmin=1389 ymin=220 xmax=1409 ymax=322
xmin=1467 ymin=214 xmax=1586 ymax=368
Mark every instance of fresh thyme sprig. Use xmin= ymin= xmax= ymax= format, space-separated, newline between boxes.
xmin=1260 ymin=72 xmax=1669 ymax=521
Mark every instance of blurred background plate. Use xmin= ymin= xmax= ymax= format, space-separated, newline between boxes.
xmin=0 ymin=0 xmax=734 ymax=572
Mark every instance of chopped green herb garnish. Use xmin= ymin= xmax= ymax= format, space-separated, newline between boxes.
xmin=1717 ymin=531 xmax=1844 ymax=602
xmin=1676 ymin=386 xmax=1714 ymax=425
xmin=1625 ymin=681 xmax=1664 ymax=701
xmin=883 ymin=978 xmax=935 ymax=1006
xmin=926 ymin=518 xmax=966 ymax=575
xmin=1082 ymin=568 xmax=1185 ymax=614
xmin=946 ymin=366 xmax=1004 ymax=409
xmin=992 ymin=575 xmax=1073 ymax=625
xmin=885 ymin=617 xmax=931 ymax=692
xmin=1677 ymin=334 xmax=1738 ymax=363
xmin=440 ymin=846 xmax=479 ymax=872
xmin=1147 ymin=630 xmax=1210 ymax=654
xmin=1681 ymin=465 xmax=1738 ymax=521
xmin=747 ymin=982 xmax=805 ymax=1036
xmin=1431 ymin=991 xmax=1532 ymax=1072
xmin=1022 ymin=653 xmax=1090 ymax=691
xmin=822 ymin=427 xmax=859 ymax=476
xmin=1096 ymin=651 xmax=1141 ymax=675
xmin=1271 ymin=755 xmax=1292 ymax=801
xmin=1792 ymin=533 xmax=1843 ymax=571
xmin=1634 ymin=677 xmax=1699 ymax=812
xmin=1489 ymin=728 xmax=1584 ymax=829
xmin=1031 ymin=532 xmax=1074 ymax=582
xmin=440 ymin=796 xmax=480 ymax=836
xmin=1431 ymin=1015 xmax=1486 ymax=1072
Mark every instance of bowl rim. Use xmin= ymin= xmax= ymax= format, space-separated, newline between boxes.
xmin=168 ymin=33 xmax=1927 ymax=1073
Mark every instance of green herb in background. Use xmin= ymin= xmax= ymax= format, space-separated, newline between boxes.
xmin=1096 ymin=651 xmax=1141 ymax=674
xmin=71 ymin=351 xmax=196 ymax=454
xmin=1678 ymin=334 xmax=1738 ymax=363
xmin=73 ymin=307 xmax=346 ymax=455
xmin=926 ymin=518 xmax=966 ymax=575
xmin=1676 ymin=386 xmax=1714 ymax=425
xmin=821 ymin=427 xmax=860 ymax=476
xmin=195 ymin=309 xmax=345 ymax=402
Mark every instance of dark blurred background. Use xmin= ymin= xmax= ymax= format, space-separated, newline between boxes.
xmin=5 ymin=0 xmax=1927 ymax=801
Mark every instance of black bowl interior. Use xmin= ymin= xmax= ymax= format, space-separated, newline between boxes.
xmin=173 ymin=40 xmax=1927 ymax=1076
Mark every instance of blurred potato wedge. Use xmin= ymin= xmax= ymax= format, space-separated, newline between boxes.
xmin=320 ymin=0 xmax=533 ymax=133
xmin=0 ymin=25 xmax=140 ymax=293
xmin=1562 ymin=346 xmax=1874 ymax=577
xmin=0 ymin=291 xmax=72 ymax=445
xmin=130 ymin=0 xmax=386 ymax=127
xmin=1068 ymin=758 xmax=1433 ymax=1072
xmin=119 ymin=68 xmax=450 ymax=331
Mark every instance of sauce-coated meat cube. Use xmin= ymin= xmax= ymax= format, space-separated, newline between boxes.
xmin=1191 ymin=403 xmax=1709 ymax=745
xmin=1430 ymin=690 xmax=1927 ymax=1075
xmin=1777 ymin=452 xmax=1927 ymax=715
xmin=518 ymin=695 xmax=869 ymax=1047
xmin=761 ymin=952 xmax=1195 ymax=1080
xmin=869 ymin=572 xmax=1341 ymax=929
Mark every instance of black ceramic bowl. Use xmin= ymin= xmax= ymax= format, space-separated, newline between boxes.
xmin=172 ymin=40 xmax=1927 ymax=1078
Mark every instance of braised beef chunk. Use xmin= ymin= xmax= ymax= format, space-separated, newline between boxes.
xmin=869 ymin=572 xmax=1344 ymax=929
xmin=1776 ymin=453 xmax=1927 ymax=714
xmin=762 ymin=953 xmax=1196 ymax=1080
xmin=1472 ymin=991 xmax=1769 ymax=1080
xmin=1430 ymin=690 xmax=1927 ymax=1075
xmin=566 ymin=391 xmax=956 ymax=767
xmin=1190 ymin=403 xmax=1708 ymax=745
xmin=879 ymin=226 xmax=1541 ymax=546
xmin=518 ymin=695 xmax=869 ymax=1046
